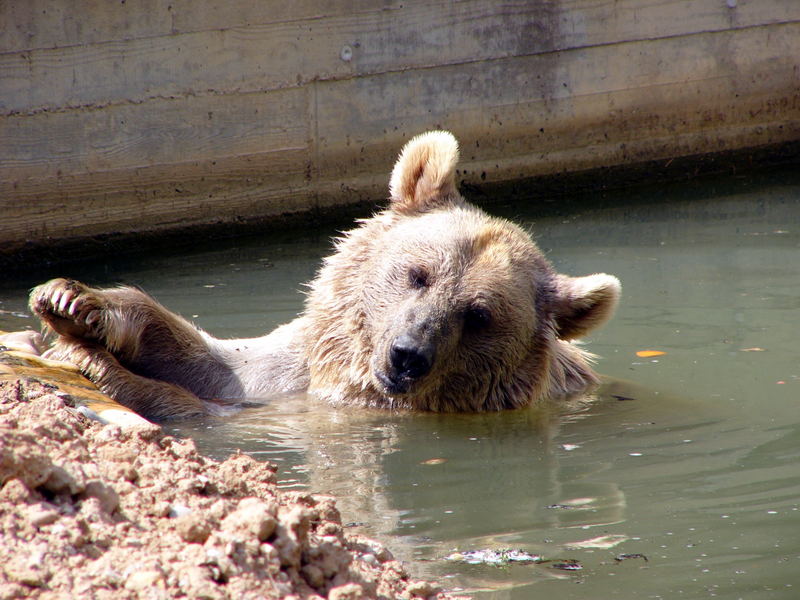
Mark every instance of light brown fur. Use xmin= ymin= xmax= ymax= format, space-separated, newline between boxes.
xmin=29 ymin=131 xmax=620 ymax=421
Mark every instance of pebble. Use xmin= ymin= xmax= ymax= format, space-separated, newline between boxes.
xmin=125 ymin=569 xmax=164 ymax=591
xmin=168 ymin=503 xmax=193 ymax=518
xmin=221 ymin=497 xmax=278 ymax=542
xmin=406 ymin=580 xmax=441 ymax=597
xmin=82 ymin=480 xmax=120 ymax=514
xmin=5 ymin=553 xmax=50 ymax=587
xmin=176 ymin=513 xmax=211 ymax=544
xmin=27 ymin=504 xmax=60 ymax=528
xmin=0 ymin=478 xmax=32 ymax=503
xmin=329 ymin=583 xmax=365 ymax=600
xmin=42 ymin=464 xmax=84 ymax=496
xmin=177 ymin=565 xmax=223 ymax=600
xmin=301 ymin=563 xmax=325 ymax=588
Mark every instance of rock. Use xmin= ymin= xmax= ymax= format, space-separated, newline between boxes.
xmin=81 ymin=480 xmax=119 ymax=514
xmin=124 ymin=569 xmax=164 ymax=591
xmin=175 ymin=513 xmax=211 ymax=544
xmin=329 ymin=583 xmax=365 ymax=600
xmin=41 ymin=464 xmax=84 ymax=496
xmin=273 ymin=505 xmax=314 ymax=568
xmin=26 ymin=504 xmax=60 ymax=528
xmin=220 ymin=497 xmax=277 ymax=542
xmin=4 ymin=553 xmax=50 ymax=587
xmin=406 ymin=580 xmax=441 ymax=598
xmin=176 ymin=565 xmax=223 ymax=600
xmin=302 ymin=563 xmax=325 ymax=589
xmin=168 ymin=503 xmax=192 ymax=518
xmin=0 ymin=478 xmax=32 ymax=503
xmin=0 ymin=432 xmax=53 ymax=489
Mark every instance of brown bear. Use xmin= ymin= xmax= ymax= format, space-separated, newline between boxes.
xmin=28 ymin=131 xmax=621 ymax=421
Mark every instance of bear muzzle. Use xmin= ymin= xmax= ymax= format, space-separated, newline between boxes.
xmin=375 ymin=333 xmax=436 ymax=395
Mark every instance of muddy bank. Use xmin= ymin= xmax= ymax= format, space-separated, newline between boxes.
xmin=0 ymin=372 xmax=453 ymax=600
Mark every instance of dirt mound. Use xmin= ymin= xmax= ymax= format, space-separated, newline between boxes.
xmin=0 ymin=378 xmax=449 ymax=599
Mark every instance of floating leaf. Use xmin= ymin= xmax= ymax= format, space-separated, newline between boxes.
xmin=566 ymin=534 xmax=629 ymax=550
xmin=614 ymin=553 xmax=649 ymax=563
xmin=549 ymin=559 xmax=583 ymax=571
xmin=611 ymin=394 xmax=636 ymax=402
xmin=447 ymin=549 xmax=542 ymax=565
xmin=546 ymin=497 xmax=594 ymax=510
xmin=636 ymin=350 xmax=666 ymax=358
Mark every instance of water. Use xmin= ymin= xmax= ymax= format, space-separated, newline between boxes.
xmin=2 ymin=166 xmax=799 ymax=598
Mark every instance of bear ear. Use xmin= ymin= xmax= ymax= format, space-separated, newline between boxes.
xmin=551 ymin=273 xmax=621 ymax=340
xmin=388 ymin=130 xmax=460 ymax=215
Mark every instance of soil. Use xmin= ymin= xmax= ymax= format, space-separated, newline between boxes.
xmin=0 ymin=377 xmax=453 ymax=600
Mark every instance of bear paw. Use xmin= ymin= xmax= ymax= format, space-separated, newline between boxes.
xmin=29 ymin=278 xmax=107 ymax=341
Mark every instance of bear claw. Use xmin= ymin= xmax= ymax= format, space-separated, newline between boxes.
xmin=30 ymin=278 xmax=105 ymax=341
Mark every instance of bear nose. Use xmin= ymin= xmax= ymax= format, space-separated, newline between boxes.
xmin=390 ymin=334 xmax=434 ymax=380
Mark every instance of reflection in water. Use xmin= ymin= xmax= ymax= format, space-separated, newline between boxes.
xmin=169 ymin=386 xmax=632 ymax=594
xmin=2 ymin=166 xmax=800 ymax=597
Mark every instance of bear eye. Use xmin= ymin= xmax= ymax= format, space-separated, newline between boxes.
xmin=464 ymin=305 xmax=492 ymax=330
xmin=408 ymin=265 xmax=429 ymax=289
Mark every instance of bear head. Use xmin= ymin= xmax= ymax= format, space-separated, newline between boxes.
xmin=303 ymin=131 xmax=620 ymax=411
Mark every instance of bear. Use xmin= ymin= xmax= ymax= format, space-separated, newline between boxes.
xmin=28 ymin=131 xmax=621 ymax=421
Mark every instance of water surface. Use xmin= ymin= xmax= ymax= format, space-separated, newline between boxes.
xmin=2 ymin=167 xmax=799 ymax=598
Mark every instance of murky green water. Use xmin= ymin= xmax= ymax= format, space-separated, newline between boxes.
xmin=2 ymin=167 xmax=799 ymax=598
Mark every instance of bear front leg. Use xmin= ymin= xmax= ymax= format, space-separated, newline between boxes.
xmin=30 ymin=278 xmax=237 ymax=400
xmin=49 ymin=338 xmax=208 ymax=421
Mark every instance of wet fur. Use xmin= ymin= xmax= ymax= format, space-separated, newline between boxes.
xmin=29 ymin=131 xmax=620 ymax=421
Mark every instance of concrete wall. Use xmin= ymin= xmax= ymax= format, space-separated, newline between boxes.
xmin=1 ymin=0 xmax=799 ymax=252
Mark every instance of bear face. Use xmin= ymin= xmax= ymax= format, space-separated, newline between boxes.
xmin=303 ymin=131 xmax=620 ymax=411
xmin=364 ymin=210 xmax=545 ymax=411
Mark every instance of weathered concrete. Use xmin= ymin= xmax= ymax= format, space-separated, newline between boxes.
xmin=1 ymin=0 xmax=799 ymax=255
